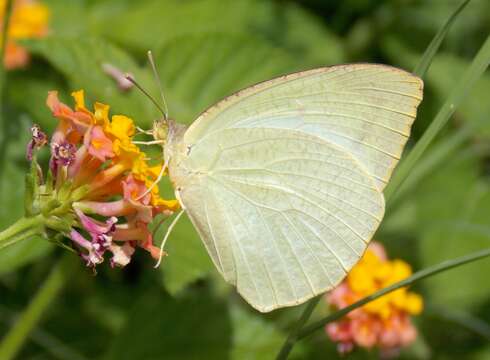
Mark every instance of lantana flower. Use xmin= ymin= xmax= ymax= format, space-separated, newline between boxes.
xmin=325 ymin=242 xmax=423 ymax=357
xmin=24 ymin=90 xmax=179 ymax=268
xmin=0 ymin=0 xmax=49 ymax=69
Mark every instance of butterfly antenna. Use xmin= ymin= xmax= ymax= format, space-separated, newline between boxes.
xmin=124 ymin=74 xmax=167 ymax=118
xmin=147 ymin=50 xmax=169 ymax=121
xmin=154 ymin=209 xmax=185 ymax=268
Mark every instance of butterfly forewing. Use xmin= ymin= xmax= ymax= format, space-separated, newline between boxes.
xmin=184 ymin=64 xmax=423 ymax=191
xmin=167 ymin=64 xmax=423 ymax=312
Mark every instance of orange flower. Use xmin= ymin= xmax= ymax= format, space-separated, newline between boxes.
xmin=27 ymin=89 xmax=177 ymax=268
xmin=1 ymin=0 xmax=49 ymax=69
xmin=325 ymin=242 xmax=423 ymax=356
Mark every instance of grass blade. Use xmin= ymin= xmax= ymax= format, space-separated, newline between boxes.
xmin=0 ymin=256 xmax=73 ymax=360
xmin=413 ymin=0 xmax=472 ymax=78
xmin=385 ymin=34 xmax=490 ymax=203
xmin=276 ymin=296 xmax=321 ymax=360
xmin=296 ymin=247 xmax=490 ymax=341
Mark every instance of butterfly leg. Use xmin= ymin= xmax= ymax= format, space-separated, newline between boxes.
xmin=132 ymin=140 xmax=166 ymax=145
xmin=154 ymin=209 xmax=185 ymax=268
xmin=136 ymin=146 xmax=168 ymax=201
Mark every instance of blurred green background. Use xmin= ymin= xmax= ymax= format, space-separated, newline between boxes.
xmin=0 ymin=0 xmax=489 ymax=359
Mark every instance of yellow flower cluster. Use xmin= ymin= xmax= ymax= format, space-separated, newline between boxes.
xmin=347 ymin=247 xmax=423 ymax=319
xmin=71 ymin=90 xmax=179 ymax=210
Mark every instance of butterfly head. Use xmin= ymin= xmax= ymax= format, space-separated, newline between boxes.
xmin=152 ymin=118 xmax=169 ymax=143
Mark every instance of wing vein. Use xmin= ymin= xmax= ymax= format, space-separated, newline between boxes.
xmin=211 ymin=175 xmax=364 ymax=256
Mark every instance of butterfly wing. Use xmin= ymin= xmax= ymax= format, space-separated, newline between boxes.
xmin=184 ymin=64 xmax=423 ymax=191
xmin=168 ymin=64 xmax=423 ymax=312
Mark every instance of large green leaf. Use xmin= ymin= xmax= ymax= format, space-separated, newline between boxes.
xmin=91 ymin=0 xmax=278 ymax=53
xmin=7 ymin=70 xmax=67 ymax=134
xmin=277 ymin=2 xmax=345 ymax=67
xmin=44 ymin=0 xmax=89 ymax=36
xmin=415 ymin=154 xmax=490 ymax=308
xmin=470 ymin=346 xmax=490 ymax=360
xmin=160 ymin=213 xmax=213 ymax=295
xmin=155 ymin=33 xmax=299 ymax=123
xmin=104 ymin=288 xmax=232 ymax=360
xmin=422 ymin=54 xmax=490 ymax=136
xmin=90 ymin=0 xmax=344 ymax=66
xmin=230 ymin=305 xmax=285 ymax=360
xmin=24 ymin=36 xmax=160 ymax=129
xmin=391 ymin=0 xmax=489 ymax=55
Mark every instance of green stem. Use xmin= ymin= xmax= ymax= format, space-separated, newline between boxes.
xmin=0 ymin=256 xmax=72 ymax=360
xmin=276 ymin=248 xmax=490 ymax=358
xmin=0 ymin=215 xmax=44 ymax=250
xmin=413 ymin=0 xmax=472 ymax=78
xmin=276 ymin=296 xmax=321 ymax=360
xmin=384 ymin=33 xmax=490 ymax=202
xmin=296 ymin=247 xmax=490 ymax=341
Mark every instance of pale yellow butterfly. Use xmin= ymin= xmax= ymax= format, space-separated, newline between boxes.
xmin=134 ymin=60 xmax=423 ymax=312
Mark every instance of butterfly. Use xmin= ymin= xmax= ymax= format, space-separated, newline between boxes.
xmin=134 ymin=60 xmax=423 ymax=312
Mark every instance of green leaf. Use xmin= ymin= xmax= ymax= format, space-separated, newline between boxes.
xmin=470 ymin=346 xmax=490 ymax=360
xmin=44 ymin=0 xmax=89 ymax=36
xmin=392 ymin=0 xmax=489 ymax=56
xmin=269 ymin=3 xmax=345 ymax=67
xmin=7 ymin=68 xmax=67 ymax=134
xmin=155 ymin=33 xmax=299 ymax=123
xmin=230 ymin=305 xmax=285 ymax=360
xmin=415 ymin=155 xmax=490 ymax=308
xmin=422 ymin=54 xmax=490 ymax=136
xmin=160 ymin=213 xmax=214 ymax=295
xmin=24 ymin=36 xmax=160 ymax=128
xmin=104 ymin=288 xmax=232 ymax=360
xmin=414 ymin=151 xmax=479 ymax=230
xmin=91 ymin=0 xmax=344 ymax=67
xmin=91 ymin=0 xmax=278 ymax=53
xmin=0 ymin=238 xmax=52 ymax=276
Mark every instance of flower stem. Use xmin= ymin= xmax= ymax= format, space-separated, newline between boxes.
xmin=276 ymin=296 xmax=321 ymax=360
xmin=303 ymin=247 xmax=490 ymax=339
xmin=0 ymin=215 xmax=44 ymax=250
xmin=276 ymin=247 xmax=490 ymax=358
xmin=0 ymin=256 xmax=73 ymax=360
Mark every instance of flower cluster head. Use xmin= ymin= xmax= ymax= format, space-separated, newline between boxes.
xmin=326 ymin=242 xmax=423 ymax=357
xmin=26 ymin=90 xmax=179 ymax=268
xmin=0 ymin=0 xmax=49 ymax=69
